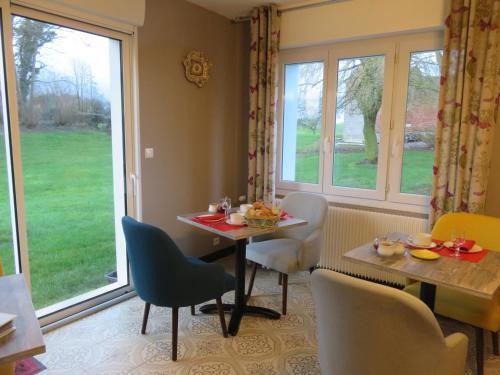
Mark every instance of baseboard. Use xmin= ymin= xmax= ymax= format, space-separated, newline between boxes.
xmin=200 ymin=245 xmax=236 ymax=263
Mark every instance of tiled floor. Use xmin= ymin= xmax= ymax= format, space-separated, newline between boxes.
xmin=36 ymin=259 xmax=499 ymax=374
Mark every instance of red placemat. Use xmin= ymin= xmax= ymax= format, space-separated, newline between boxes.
xmin=191 ymin=214 xmax=246 ymax=232
xmin=431 ymin=239 xmax=488 ymax=263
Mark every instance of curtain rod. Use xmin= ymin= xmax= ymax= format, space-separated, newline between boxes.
xmin=232 ymin=0 xmax=349 ymax=23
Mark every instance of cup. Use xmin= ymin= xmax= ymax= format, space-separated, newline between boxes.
xmin=239 ymin=204 xmax=253 ymax=214
xmin=208 ymin=203 xmax=218 ymax=213
xmin=229 ymin=212 xmax=244 ymax=225
xmin=412 ymin=232 xmax=432 ymax=247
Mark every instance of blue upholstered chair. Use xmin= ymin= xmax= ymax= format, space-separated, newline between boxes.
xmin=122 ymin=216 xmax=235 ymax=361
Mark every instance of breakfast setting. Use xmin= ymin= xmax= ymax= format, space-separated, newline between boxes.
xmin=373 ymin=230 xmax=487 ymax=263
xmin=190 ymin=197 xmax=289 ymax=231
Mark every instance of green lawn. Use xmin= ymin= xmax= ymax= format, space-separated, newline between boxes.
xmin=0 ymin=130 xmax=115 ymax=309
xmin=293 ymin=125 xmax=433 ymax=194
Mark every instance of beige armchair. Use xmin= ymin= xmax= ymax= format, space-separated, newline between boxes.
xmin=311 ymin=269 xmax=468 ymax=375
xmin=246 ymin=192 xmax=328 ymax=314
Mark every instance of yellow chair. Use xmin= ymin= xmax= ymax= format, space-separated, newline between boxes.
xmin=0 ymin=256 xmax=4 ymax=276
xmin=405 ymin=212 xmax=500 ymax=375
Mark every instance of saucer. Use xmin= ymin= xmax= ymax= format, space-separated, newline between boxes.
xmin=405 ymin=241 xmax=437 ymax=249
xmin=226 ymin=219 xmax=244 ymax=226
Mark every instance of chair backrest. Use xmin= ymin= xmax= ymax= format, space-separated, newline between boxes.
xmin=122 ymin=216 xmax=188 ymax=306
xmin=432 ymin=212 xmax=500 ymax=252
xmin=279 ymin=192 xmax=328 ymax=241
xmin=312 ymin=269 xmax=450 ymax=375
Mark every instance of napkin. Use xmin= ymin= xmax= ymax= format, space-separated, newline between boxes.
xmin=280 ymin=211 xmax=292 ymax=220
xmin=458 ymin=239 xmax=476 ymax=252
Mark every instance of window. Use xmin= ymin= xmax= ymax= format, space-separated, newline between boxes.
xmin=333 ymin=55 xmax=385 ymax=190
xmin=0 ymin=3 xmax=138 ymax=327
xmin=277 ymin=33 xmax=443 ymax=211
xmin=281 ymin=62 xmax=324 ymax=185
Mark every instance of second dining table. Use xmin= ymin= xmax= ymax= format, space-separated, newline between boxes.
xmin=177 ymin=211 xmax=307 ymax=336
xmin=343 ymin=232 xmax=500 ymax=310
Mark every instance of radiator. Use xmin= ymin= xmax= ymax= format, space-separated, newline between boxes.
xmin=319 ymin=206 xmax=428 ymax=285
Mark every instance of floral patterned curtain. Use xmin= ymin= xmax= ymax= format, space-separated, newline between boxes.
xmin=247 ymin=5 xmax=281 ymax=203
xmin=430 ymin=0 xmax=499 ymax=227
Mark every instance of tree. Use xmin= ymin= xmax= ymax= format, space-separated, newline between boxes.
xmin=336 ymin=52 xmax=442 ymax=164
xmin=337 ymin=57 xmax=384 ymax=164
xmin=297 ymin=63 xmax=323 ymax=135
xmin=12 ymin=17 xmax=57 ymax=127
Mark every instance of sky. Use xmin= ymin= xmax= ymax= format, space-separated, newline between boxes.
xmin=34 ymin=21 xmax=117 ymax=99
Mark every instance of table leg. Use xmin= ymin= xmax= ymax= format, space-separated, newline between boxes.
xmin=0 ymin=362 xmax=15 ymax=375
xmin=420 ymin=282 xmax=436 ymax=311
xmin=228 ymin=238 xmax=247 ymax=336
xmin=199 ymin=238 xmax=280 ymax=335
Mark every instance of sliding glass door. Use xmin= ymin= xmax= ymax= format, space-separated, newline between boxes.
xmin=0 ymin=3 xmax=136 ymax=323
xmin=0 ymin=11 xmax=18 ymax=278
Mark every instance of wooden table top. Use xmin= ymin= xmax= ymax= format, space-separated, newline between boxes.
xmin=0 ymin=274 xmax=45 ymax=365
xmin=343 ymin=235 xmax=500 ymax=299
xmin=177 ymin=212 xmax=307 ymax=240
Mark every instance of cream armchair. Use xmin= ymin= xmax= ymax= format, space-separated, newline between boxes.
xmin=311 ymin=269 xmax=468 ymax=375
xmin=246 ymin=192 xmax=328 ymax=314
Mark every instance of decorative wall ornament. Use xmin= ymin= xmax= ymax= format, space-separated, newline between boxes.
xmin=183 ymin=50 xmax=212 ymax=88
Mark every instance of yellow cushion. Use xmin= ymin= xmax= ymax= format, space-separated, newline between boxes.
xmin=432 ymin=212 xmax=500 ymax=252
xmin=405 ymin=283 xmax=500 ymax=332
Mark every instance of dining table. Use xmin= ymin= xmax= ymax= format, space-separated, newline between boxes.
xmin=343 ymin=232 xmax=500 ymax=310
xmin=0 ymin=274 xmax=45 ymax=375
xmin=177 ymin=211 xmax=307 ymax=336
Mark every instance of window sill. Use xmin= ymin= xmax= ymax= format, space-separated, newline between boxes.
xmin=276 ymin=188 xmax=429 ymax=217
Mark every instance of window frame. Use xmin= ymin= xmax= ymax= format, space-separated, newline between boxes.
xmin=387 ymin=33 xmax=443 ymax=206
xmin=323 ymin=39 xmax=395 ymax=200
xmin=276 ymin=32 xmax=443 ymax=214
xmin=7 ymin=5 xmax=138 ymax=326
xmin=276 ymin=47 xmax=328 ymax=193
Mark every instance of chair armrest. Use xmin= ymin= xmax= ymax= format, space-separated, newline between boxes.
xmin=443 ymin=332 xmax=468 ymax=375
xmin=298 ymin=228 xmax=323 ymax=270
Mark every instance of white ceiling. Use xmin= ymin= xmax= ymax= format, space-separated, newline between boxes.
xmin=186 ymin=0 xmax=306 ymax=20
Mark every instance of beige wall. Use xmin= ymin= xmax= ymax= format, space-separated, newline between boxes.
xmin=280 ymin=0 xmax=449 ymax=48
xmin=138 ymin=0 xmax=249 ymax=256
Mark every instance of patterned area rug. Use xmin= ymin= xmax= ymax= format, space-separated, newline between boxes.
xmin=15 ymin=357 xmax=46 ymax=375
xmin=36 ymin=259 xmax=499 ymax=374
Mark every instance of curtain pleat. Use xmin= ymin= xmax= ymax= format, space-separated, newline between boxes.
xmin=247 ymin=5 xmax=280 ymax=203
xmin=430 ymin=0 xmax=499 ymax=227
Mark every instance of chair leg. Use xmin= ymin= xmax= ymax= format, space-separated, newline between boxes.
xmin=172 ymin=307 xmax=179 ymax=361
xmin=493 ymin=331 xmax=499 ymax=356
xmin=476 ymin=327 xmax=484 ymax=375
xmin=246 ymin=262 xmax=258 ymax=303
xmin=141 ymin=302 xmax=150 ymax=334
xmin=282 ymin=274 xmax=288 ymax=315
xmin=190 ymin=305 xmax=195 ymax=315
xmin=215 ymin=297 xmax=228 ymax=338
xmin=278 ymin=272 xmax=282 ymax=285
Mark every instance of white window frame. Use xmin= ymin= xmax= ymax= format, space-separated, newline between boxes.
xmin=276 ymin=47 xmax=328 ymax=193
xmin=276 ymin=32 xmax=443 ymax=214
xmin=387 ymin=33 xmax=443 ymax=206
xmin=323 ymin=39 xmax=395 ymax=201
xmin=3 ymin=5 xmax=139 ymax=326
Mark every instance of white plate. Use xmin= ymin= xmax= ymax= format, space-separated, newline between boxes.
xmin=460 ymin=244 xmax=483 ymax=253
xmin=405 ymin=241 xmax=437 ymax=249
xmin=443 ymin=241 xmax=483 ymax=253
